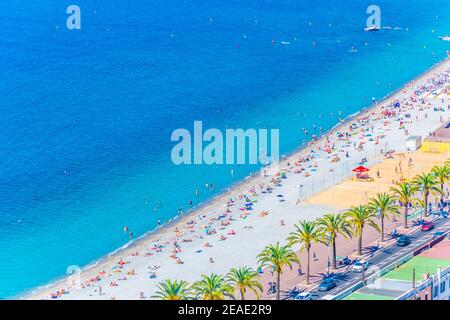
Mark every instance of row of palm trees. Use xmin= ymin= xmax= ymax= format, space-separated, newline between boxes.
xmin=154 ymin=163 xmax=450 ymax=300
xmin=392 ymin=163 xmax=447 ymax=228
xmin=153 ymin=266 xmax=262 ymax=300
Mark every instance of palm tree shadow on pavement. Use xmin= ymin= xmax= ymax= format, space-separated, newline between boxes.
xmin=363 ymin=245 xmax=380 ymax=256
xmin=317 ymin=271 xmax=349 ymax=283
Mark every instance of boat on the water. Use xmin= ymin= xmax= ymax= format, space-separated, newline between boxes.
xmin=364 ymin=25 xmax=380 ymax=32
xmin=438 ymin=36 xmax=450 ymax=41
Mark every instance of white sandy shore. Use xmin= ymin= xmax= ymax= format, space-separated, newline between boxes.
xmin=24 ymin=57 xmax=450 ymax=300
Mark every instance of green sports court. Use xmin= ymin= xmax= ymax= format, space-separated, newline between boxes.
xmin=382 ymin=256 xmax=450 ymax=283
xmin=344 ymin=291 xmax=393 ymax=300
xmin=340 ymin=239 xmax=450 ymax=300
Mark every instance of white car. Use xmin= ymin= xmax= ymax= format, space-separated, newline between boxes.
xmin=352 ymin=261 xmax=369 ymax=272
xmin=294 ymin=292 xmax=313 ymax=300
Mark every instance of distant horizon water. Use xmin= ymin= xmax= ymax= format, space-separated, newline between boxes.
xmin=0 ymin=0 xmax=449 ymax=298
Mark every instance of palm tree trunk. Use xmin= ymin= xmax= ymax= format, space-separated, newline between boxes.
xmin=424 ymin=191 xmax=429 ymax=217
xmin=357 ymin=232 xmax=362 ymax=256
xmin=306 ymin=247 xmax=310 ymax=285
xmin=404 ymin=205 xmax=408 ymax=229
xmin=331 ymin=238 xmax=337 ymax=270
xmin=380 ymin=216 xmax=385 ymax=242
xmin=276 ymin=271 xmax=280 ymax=300
xmin=441 ymin=183 xmax=444 ymax=206
xmin=240 ymin=287 xmax=245 ymax=300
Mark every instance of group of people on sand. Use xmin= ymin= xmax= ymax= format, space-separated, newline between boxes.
xmin=44 ymin=66 xmax=450 ymax=300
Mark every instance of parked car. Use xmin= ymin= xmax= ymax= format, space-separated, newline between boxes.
xmin=288 ymin=287 xmax=301 ymax=299
xmin=294 ymin=291 xmax=313 ymax=300
xmin=396 ymin=235 xmax=411 ymax=247
xmin=421 ymin=221 xmax=435 ymax=231
xmin=391 ymin=229 xmax=400 ymax=238
xmin=433 ymin=231 xmax=444 ymax=239
xmin=317 ymin=279 xmax=337 ymax=292
xmin=352 ymin=260 xmax=369 ymax=272
xmin=337 ymin=256 xmax=352 ymax=266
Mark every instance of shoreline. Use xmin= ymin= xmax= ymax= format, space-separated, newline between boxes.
xmin=21 ymin=56 xmax=450 ymax=300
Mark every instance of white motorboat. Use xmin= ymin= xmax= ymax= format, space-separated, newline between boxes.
xmin=364 ymin=25 xmax=380 ymax=32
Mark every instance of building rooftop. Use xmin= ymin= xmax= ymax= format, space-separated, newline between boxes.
xmin=424 ymin=122 xmax=450 ymax=142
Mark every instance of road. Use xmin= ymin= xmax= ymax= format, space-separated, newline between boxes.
xmin=310 ymin=217 xmax=450 ymax=300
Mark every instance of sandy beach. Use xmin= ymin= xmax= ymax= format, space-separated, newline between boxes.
xmin=24 ymin=57 xmax=450 ymax=300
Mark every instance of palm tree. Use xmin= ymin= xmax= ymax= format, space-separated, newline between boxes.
xmin=431 ymin=164 xmax=450 ymax=206
xmin=257 ymin=242 xmax=299 ymax=300
xmin=226 ymin=266 xmax=263 ymax=300
xmin=153 ymin=279 xmax=191 ymax=300
xmin=444 ymin=159 xmax=450 ymax=169
xmin=345 ymin=205 xmax=380 ymax=256
xmin=191 ymin=274 xmax=234 ymax=300
xmin=286 ymin=220 xmax=323 ymax=285
xmin=412 ymin=172 xmax=441 ymax=218
xmin=317 ymin=213 xmax=352 ymax=270
xmin=390 ymin=181 xmax=418 ymax=228
xmin=367 ymin=192 xmax=399 ymax=242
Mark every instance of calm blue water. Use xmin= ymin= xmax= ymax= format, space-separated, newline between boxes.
xmin=0 ymin=0 xmax=449 ymax=298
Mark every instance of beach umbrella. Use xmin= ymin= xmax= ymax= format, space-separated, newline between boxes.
xmin=352 ymin=166 xmax=369 ymax=173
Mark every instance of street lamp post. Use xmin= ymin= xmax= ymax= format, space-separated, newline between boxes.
xmin=362 ymin=266 xmax=365 ymax=286
xmin=327 ymin=234 xmax=332 ymax=274
xmin=271 ymin=266 xmax=276 ymax=300
xmin=297 ymin=184 xmax=303 ymax=205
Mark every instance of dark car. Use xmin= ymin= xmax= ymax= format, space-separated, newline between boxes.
xmin=433 ymin=231 xmax=444 ymax=239
xmin=318 ymin=279 xmax=337 ymax=292
xmin=421 ymin=221 xmax=435 ymax=231
xmin=396 ymin=235 xmax=411 ymax=246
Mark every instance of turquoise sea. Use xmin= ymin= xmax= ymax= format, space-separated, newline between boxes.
xmin=0 ymin=0 xmax=449 ymax=298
